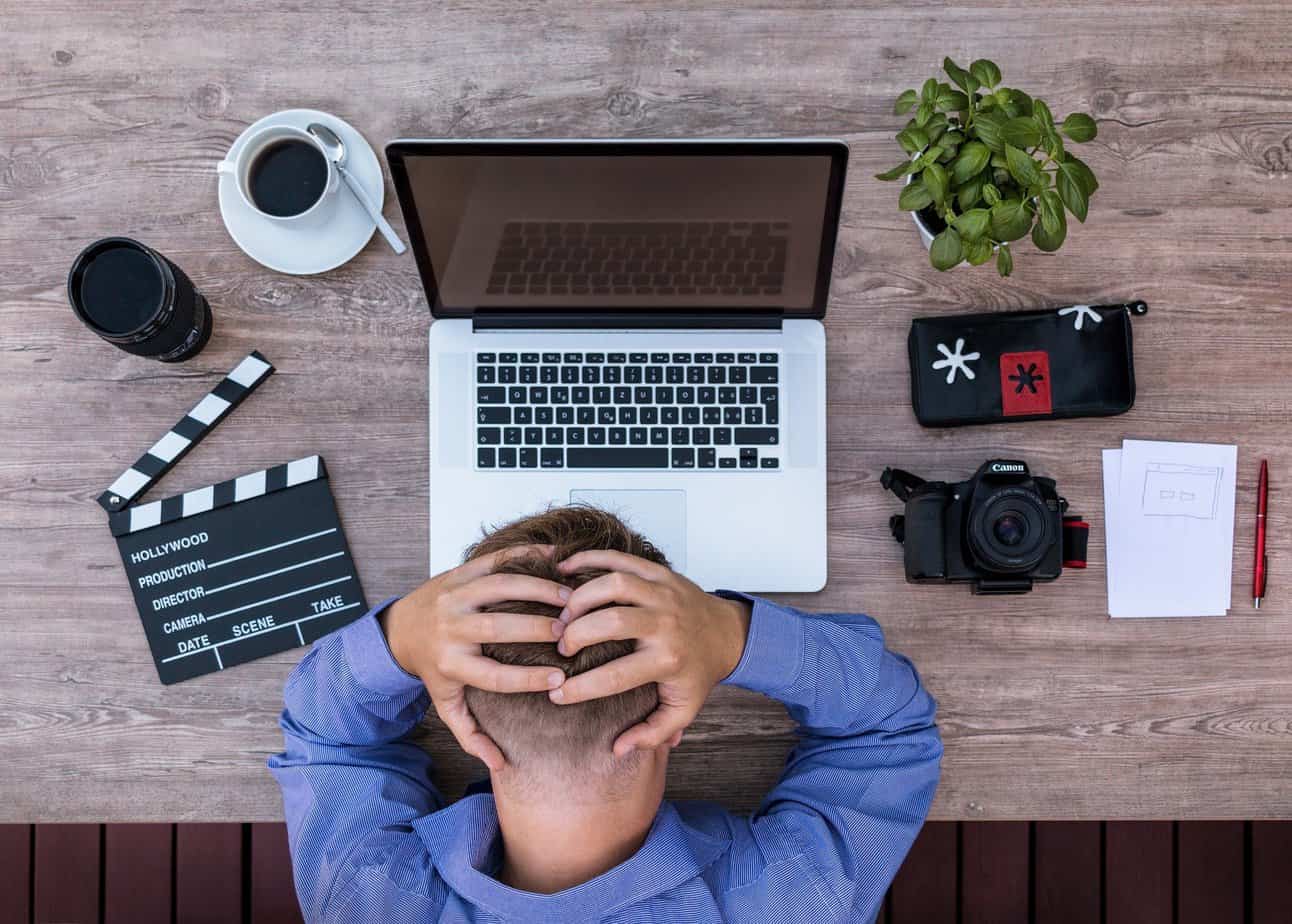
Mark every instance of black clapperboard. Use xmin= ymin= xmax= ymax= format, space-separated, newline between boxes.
xmin=99 ymin=352 xmax=368 ymax=684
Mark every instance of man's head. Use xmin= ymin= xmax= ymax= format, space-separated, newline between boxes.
xmin=462 ymin=506 xmax=666 ymax=783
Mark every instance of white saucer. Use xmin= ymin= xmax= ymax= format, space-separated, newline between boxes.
xmin=217 ymin=108 xmax=382 ymax=275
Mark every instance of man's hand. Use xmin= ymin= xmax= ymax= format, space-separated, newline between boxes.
xmin=380 ymin=546 xmax=570 ymax=771
xmin=549 ymin=551 xmax=751 ymax=757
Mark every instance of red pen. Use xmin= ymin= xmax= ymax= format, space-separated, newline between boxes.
xmin=1254 ymin=459 xmax=1268 ymax=608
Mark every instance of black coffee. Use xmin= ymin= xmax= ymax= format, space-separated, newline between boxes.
xmin=248 ymin=139 xmax=329 ymax=217
xmin=78 ymin=243 xmax=164 ymax=333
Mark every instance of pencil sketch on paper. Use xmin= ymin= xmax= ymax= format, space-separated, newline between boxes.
xmin=1141 ymin=462 xmax=1223 ymax=519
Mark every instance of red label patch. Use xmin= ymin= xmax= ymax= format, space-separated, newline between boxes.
xmin=999 ymin=350 xmax=1052 ymax=416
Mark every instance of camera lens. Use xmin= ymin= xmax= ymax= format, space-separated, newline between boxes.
xmin=968 ymin=486 xmax=1052 ymax=574
xmin=993 ymin=514 xmax=1027 ymax=547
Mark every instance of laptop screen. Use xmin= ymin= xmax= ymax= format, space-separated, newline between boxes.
xmin=387 ymin=141 xmax=847 ymax=318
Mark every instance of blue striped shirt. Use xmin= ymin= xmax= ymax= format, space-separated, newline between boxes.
xmin=269 ymin=594 xmax=941 ymax=922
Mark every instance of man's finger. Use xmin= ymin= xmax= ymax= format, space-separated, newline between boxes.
xmin=561 ymin=572 xmax=657 ymax=623
xmin=549 ymin=651 xmax=658 ymax=704
xmin=558 ymin=605 xmax=653 ymax=657
xmin=449 ymin=544 xmax=556 ymax=585
xmin=453 ymin=611 xmax=564 ymax=644
xmin=433 ymin=696 xmax=505 ymax=771
xmin=455 ymin=655 xmax=564 ymax=694
xmin=558 ymin=550 xmax=670 ymax=582
xmin=455 ymin=573 xmax=571 ymax=609
xmin=612 ymin=704 xmax=693 ymax=757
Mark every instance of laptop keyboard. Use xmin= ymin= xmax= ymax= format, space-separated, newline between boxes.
xmin=486 ymin=221 xmax=789 ymax=297
xmin=475 ymin=351 xmax=781 ymax=470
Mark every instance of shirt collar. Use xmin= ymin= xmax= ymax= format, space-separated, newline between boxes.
xmin=414 ymin=794 xmax=728 ymax=922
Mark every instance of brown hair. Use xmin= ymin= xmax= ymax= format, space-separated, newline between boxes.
xmin=461 ymin=506 xmax=666 ymax=774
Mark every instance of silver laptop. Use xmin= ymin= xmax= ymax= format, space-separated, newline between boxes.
xmin=387 ymin=139 xmax=848 ymax=592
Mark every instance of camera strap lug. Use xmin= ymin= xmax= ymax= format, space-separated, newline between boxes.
xmin=1062 ymin=515 xmax=1089 ymax=569
xmin=880 ymin=467 xmax=926 ymax=502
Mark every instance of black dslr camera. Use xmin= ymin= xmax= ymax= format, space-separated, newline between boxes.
xmin=882 ymin=460 xmax=1086 ymax=594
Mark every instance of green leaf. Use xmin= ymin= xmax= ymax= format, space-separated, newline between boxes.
xmin=965 ymin=237 xmax=995 ymax=265
xmin=1061 ymin=112 xmax=1098 ymax=142
xmin=997 ymin=243 xmax=1014 ymax=277
xmin=957 ymin=173 xmax=985 ymax=211
xmin=990 ymin=199 xmax=1033 ymax=242
xmin=898 ymin=180 xmax=934 ymax=212
xmin=1056 ymin=163 xmax=1089 ymax=221
xmin=915 ymin=102 xmax=933 ymax=126
xmin=937 ymin=88 xmax=970 ymax=111
xmin=936 ymin=143 xmax=959 ymax=164
xmin=1038 ymin=189 xmax=1064 ymax=235
xmin=1043 ymin=129 xmax=1065 ymax=159
xmin=875 ymin=160 xmax=919 ymax=181
xmin=1001 ymin=117 xmax=1041 ymax=149
xmin=982 ymin=183 xmax=1002 ymax=206
xmin=952 ymin=208 xmax=991 ymax=241
xmin=1004 ymin=144 xmax=1043 ymax=188
xmin=1001 ymin=88 xmax=1033 ymax=118
xmin=921 ymin=77 xmax=940 ymax=103
xmin=922 ymin=162 xmax=949 ymax=204
xmin=925 ymin=113 xmax=950 ymax=143
xmin=896 ymin=128 xmax=929 ymax=154
xmin=1032 ymin=99 xmax=1055 ymax=129
xmin=970 ymin=59 xmax=1002 ymax=88
xmin=972 ymin=110 xmax=1007 ymax=153
xmin=940 ymin=130 xmax=964 ymax=147
xmin=1031 ymin=205 xmax=1067 ymax=251
xmin=943 ymin=57 xmax=972 ymax=92
xmin=929 ymin=228 xmax=964 ymax=271
xmin=951 ymin=141 xmax=991 ymax=185
xmin=1060 ymin=153 xmax=1100 ymax=195
xmin=893 ymin=89 xmax=919 ymax=115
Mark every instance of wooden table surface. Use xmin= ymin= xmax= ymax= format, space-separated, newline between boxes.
xmin=3 ymin=1 xmax=1291 ymax=823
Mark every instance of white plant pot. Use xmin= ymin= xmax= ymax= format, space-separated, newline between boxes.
xmin=912 ymin=208 xmax=937 ymax=249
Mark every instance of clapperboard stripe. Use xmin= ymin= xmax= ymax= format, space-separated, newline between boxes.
xmin=97 ymin=351 xmax=274 ymax=513
xmin=110 ymin=455 xmax=325 ymax=537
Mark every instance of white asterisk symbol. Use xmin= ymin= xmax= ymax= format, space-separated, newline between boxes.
xmin=1057 ymin=304 xmax=1103 ymax=331
xmin=932 ymin=338 xmax=980 ymax=384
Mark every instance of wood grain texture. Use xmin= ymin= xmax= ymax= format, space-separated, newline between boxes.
xmin=0 ymin=826 xmax=32 ymax=924
xmin=1177 ymin=821 xmax=1245 ymax=924
xmin=1104 ymin=821 xmax=1173 ymax=924
xmin=889 ymin=821 xmax=957 ymax=923
xmin=33 ymin=824 xmax=100 ymax=924
xmin=1033 ymin=822 xmax=1101 ymax=924
xmin=104 ymin=824 xmax=173 ymax=924
xmin=175 ymin=823 xmax=243 ymax=924
xmin=2 ymin=1 xmax=1292 ymax=822
xmin=961 ymin=821 xmax=1030 ymax=924
xmin=250 ymin=822 xmax=303 ymax=924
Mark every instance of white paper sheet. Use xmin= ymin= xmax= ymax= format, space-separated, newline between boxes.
xmin=1103 ymin=440 xmax=1237 ymax=618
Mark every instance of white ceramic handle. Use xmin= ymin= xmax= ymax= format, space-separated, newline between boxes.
xmin=216 ymin=160 xmax=236 ymax=176
xmin=337 ymin=163 xmax=406 ymax=255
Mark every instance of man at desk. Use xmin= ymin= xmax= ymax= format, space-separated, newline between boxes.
xmin=269 ymin=507 xmax=942 ymax=923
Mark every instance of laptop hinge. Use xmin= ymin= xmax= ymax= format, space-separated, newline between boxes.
xmin=471 ymin=309 xmax=784 ymax=331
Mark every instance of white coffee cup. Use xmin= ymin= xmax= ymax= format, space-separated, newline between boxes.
xmin=216 ymin=124 xmax=338 ymax=228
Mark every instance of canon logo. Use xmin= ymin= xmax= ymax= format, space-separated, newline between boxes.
xmin=990 ymin=463 xmax=1026 ymax=473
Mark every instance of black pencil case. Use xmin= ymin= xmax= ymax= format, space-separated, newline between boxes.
xmin=907 ymin=300 xmax=1147 ymax=427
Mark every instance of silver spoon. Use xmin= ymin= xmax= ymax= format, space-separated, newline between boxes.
xmin=307 ymin=122 xmax=406 ymax=255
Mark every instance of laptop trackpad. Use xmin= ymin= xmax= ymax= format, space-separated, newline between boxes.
xmin=568 ymin=489 xmax=687 ymax=572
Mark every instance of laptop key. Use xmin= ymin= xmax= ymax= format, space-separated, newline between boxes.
xmin=478 ymin=448 xmax=496 ymax=467
xmin=582 ymin=367 xmax=600 ymax=384
xmin=650 ymin=427 xmax=669 ymax=445
xmin=650 ymin=352 xmax=669 ymax=363
xmin=699 ymin=448 xmax=717 ymax=467
xmin=556 ymin=406 xmax=574 ymax=425
xmin=608 ymin=353 xmax=626 ymax=364
xmin=640 ymin=407 xmax=659 ymax=424
xmin=751 ymin=367 xmax=778 ymax=384
xmin=683 ymin=407 xmax=700 ymax=425
xmin=509 ymin=386 xmax=526 ymax=403
xmin=478 ymin=387 xmax=506 ymax=404
xmin=630 ymin=353 xmax=648 ymax=363
xmin=662 ymin=407 xmax=679 ymax=425
xmin=719 ymin=387 xmax=737 ymax=404
xmin=545 ymin=427 xmax=564 ymax=445
xmin=693 ymin=427 xmax=711 ymax=445
xmin=714 ymin=428 xmax=732 ymax=444
xmin=478 ymin=407 xmax=510 ymax=424
xmin=540 ymin=367 xmax=558 ymax=383
xmin=598 ymin=407 xmax=616 ymax=424
xmin=567 ymin=448 xmax=668 ymax=468
xmin=618 ymin=407 xmax=637 ymax=424
xmin=520 ymin=367 xmax=537 ymax=383
xmin=671 ymin=427 xmax=690 ymax=445
xmin=740 ymin=448 xmax=758 ymax=468
xmin=719 ymin=457 xmax=738 ymax=468
xmin=716 ymin=353 xmax=735 ymax=364
xmin=519 ymin=427 xmax=537 ymax=445
xmin=519 ymin=447 xmax=537 ymax=468
xmin=514 ymin=407 xmax=533 ymax=424
xmin=566 ymin=428 xmax=585 ymax=445
xmin=563 ymin=352 xmax=583 ymax=363
xmin=735 ymin=427 xmax=778 ymax=445
xmin=589 ymin=427 xmax=607 ymax=445
xmin=478 ymin=352 xmax=497 ymax=363
xmin=573 ymin=387 xmax=590 ymax=404
xmin=521 ymin=353 xmax=539 ymax=363
xmin=499 ymin=352 xmax=518 ymax=363
xmin=498 ymin=447 xmax=517 ymax=468
xmin=541 ymin=449 xmax=564 ymax=468
xmin=477 ymin=367 xmax=496 ymax=383
xmin=609 ymin=428 xmax=627 ymax=445
xmin=759 ymin=353 xmax=777 ymax=363
xmin=630 ymin=427 xmax=647 ymax=445
xmin=536 ymin=408 xmax=554 ymax=425
xmin=562 ymin=367 xmax=580 ymax=384
xmin=703 ymin=407 xmax=720 ymax=424
xmin=478 ymin=428 xmax=501 ymax=445
xmin=577 ymin=407 xmax=595 ymax=424
xmin=671 ymin=448 xmax=696 ymax=468
xmin=761 ymin=457 xmax=779 ymax=469
xmin=737 ymin=352 xmax=756 ymax=363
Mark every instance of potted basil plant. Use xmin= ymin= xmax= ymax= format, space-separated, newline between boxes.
xmin=876 ymin=57 xmax=1100 ymax=277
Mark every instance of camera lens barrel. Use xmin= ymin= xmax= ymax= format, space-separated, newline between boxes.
xmin=968 ymin=485 xmax=1052 ymax=574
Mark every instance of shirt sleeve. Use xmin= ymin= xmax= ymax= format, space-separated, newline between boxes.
xmin=267 ymin=597 xmax=444 ymax=923
xmin=717 ymin=592 xmax=943 ymax=923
